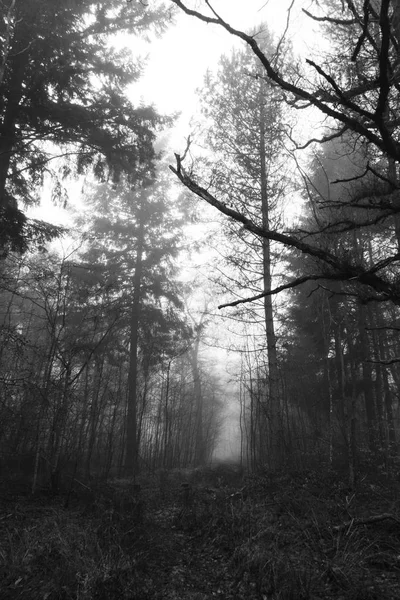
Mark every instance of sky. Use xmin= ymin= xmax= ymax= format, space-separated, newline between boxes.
xmin=27 ymin=0 xmax=320 ymax=460
xmin=133 ymin=0 xmax=314 ymax=111
xmin=31 ymin=0 xmax=316 ymax=225
xmin=131 ymin=0 xmax=315 ymax=148
xmin=141 ymin=2 xmax=316 ymax=457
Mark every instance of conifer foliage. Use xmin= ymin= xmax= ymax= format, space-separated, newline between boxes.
xmin=0 ymin=0 xmax=169 ymax=254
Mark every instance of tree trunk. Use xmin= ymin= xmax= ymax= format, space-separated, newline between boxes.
xmin=137 ymin=368 xmax=149 ymax=462
xmin=376 ymin=320 xmax=397 ymax=455
xmin=357 ymin=303 xmax=378 ymax=454
xmin=259 ymin=97 xmax=280 ymax=465
xmin=334 ymin=320 xmax=347 ymax=447
xmin=323 ymin=297 xmax=334 ymax=464
xmin=0 ymin=17 xmax=30 ymax=209
xmin=191 ymin=332 xmax=205 ymax=467
xmin=84 ymin=357 xmax=104 ymax=479
xmin=163 ymin=360 xmax=172 ymax=468
xmin=124 ymin=210 xmax=145 ymax=476
xmin=346 ymin=327 xmax=358 ymax=489
xmin=50 ymin=363 xmax=71 ymax=493
xmin=0 ymin=0 xmax=17 ymax=88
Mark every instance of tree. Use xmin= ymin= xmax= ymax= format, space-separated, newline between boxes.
xmin=196 ymin=32 xmax=290 ymax=463
xmin=167 ymin=1 xmax=400 ymax=479
xmin=0 ymin=244 xmax=125 ymax=489
xmin=278 ymin=132 xmax=400 ymax=478
xmin=0 ymin=166 xmax=194 ymax=484
xmin=169 ymin=1 xmax=400 ymax=309
xmin=76 ymin=170 xmax=187 ymax=475
xmin=0 ymin=0 xmax=171 ymax=254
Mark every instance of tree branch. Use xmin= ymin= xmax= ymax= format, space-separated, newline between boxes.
xmin=332 ymin=513 xmax=400 ymax=532
xmin=290 ymin=126 xmax=348 ymax=151
xmin=302 ymin=8 xmax=357 ymax=26
xmin=375 ymin=0 xmax=391 ymax=124
xmin=218 ymin=274 xmax=349 ymax=309
xmin=367 ymin=357 xmax=400 ymax=365
xmin=170 ymin=0 xmax=400 ymax=161
xmin=169 ymin=155 xmax=400 ymax=305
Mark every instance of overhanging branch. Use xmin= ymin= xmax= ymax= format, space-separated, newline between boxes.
xmin=169 ymin=154 xmax=400 ymax=305
xmin=169 ymin=0 xmax=400 ymax=162
xmin=218 ymin=274 xmax=347 ymax=309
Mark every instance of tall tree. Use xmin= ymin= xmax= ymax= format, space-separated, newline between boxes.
xmin=0 ymin=0 xmax=170 ymax=253
xmin=280 ymin=132 xmax=400 ymax=479
xmin=76 ymin=171 xmax=187 ymax=475
xmin=169 ymin=1 xmax=400 ymax=308
xmin=196 ymin=33 xmax=289 ymax=463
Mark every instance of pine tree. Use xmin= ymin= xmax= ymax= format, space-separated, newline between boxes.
xmin=0 ymin=0 xmax=170 ymax=254
xmin=76 ymin=171 xmax=187 ymax=475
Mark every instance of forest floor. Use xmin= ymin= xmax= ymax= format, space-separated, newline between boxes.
xmin=0 ymin=464 xmax=400 ymax=599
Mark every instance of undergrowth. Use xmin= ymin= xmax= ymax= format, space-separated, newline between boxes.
xmin=0 ymin=466 xmax=399 ymax=599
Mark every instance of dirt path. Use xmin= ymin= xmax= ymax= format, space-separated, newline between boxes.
xmin=136 ymin=496 xmax=242 ymax=599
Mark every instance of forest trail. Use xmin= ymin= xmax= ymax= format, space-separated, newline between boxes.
xmin=124 ymin=464 xmax=251 ymax=599
xmin=1 ymin=466 xmax=400 ymax=599
xmin=142 ymin=511 xmax=236 ymax=599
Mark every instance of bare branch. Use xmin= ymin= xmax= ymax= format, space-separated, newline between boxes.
xmin=169 ymin=155 xmax=400 ymax=304
xmin=332 ymin=513 xmax=400 ymax=532
xmin=375 ymin=0 xmax=391 ymax=124
xmin=218 ymin=274 xmax=347 ymax=309
xmin=274 ymin=0 xmax=295 ymax=64
xmin=170 ymin=0 xmax=400 ymax=161
xmin=366 ymin=325 xmax=400 ymax=331
xmin=306 ymin=59 xmax=374 ymax=122
xmin=351 ymin=0 xmax=370 ymax=62
xmin=302 ymin=8 xmax=357 ymax=26
xmin=368 ymin=357 xmax=400 ymax=364
xmin=290 ymin=126 xmax=349 ymax=151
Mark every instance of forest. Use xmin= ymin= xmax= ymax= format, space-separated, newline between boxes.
xmin=1 ymin=1 xmax=400 ymax=598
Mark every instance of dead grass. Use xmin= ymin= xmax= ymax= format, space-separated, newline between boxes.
xmin=0 ymin=467 xmax=399 ymax=599
xmin=224 ymin=469 xmax=400 ymax=599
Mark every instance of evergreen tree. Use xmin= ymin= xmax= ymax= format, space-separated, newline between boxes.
xmin=0 ymin=0 xmax=171 ymax=254
xmin=76 ymin=172 xmax=188 ymax=474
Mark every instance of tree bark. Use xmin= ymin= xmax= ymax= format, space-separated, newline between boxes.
xmin=357 ymin=303 xmax=378 ymax=454
xmin=0 ymin=14 xmax=30 ymax=209
xmin=0 ymin=0 xmax=17 ymax=89
xmin=124 ymin=210 xmax=144 ymax=476
xmin=259 ymin=94 xmax=280 ymax=465
xmin=84 ymin=357 xmax=104 ymax=479
xmin=191 ymin=329 xmax=205 ymax=467
xmin=334 ymin=320 xmax=348 ymax=451
xmin=163 ymin=360 xmax=173 ymax=468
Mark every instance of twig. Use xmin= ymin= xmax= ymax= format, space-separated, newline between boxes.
xmin=333 ymin=512 xmax=400 ymax=532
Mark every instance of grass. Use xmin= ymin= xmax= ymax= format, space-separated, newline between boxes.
xmin=0 ymin=489 xmax=151 ymax=599
xmin=0 ymin=466 xmax=399 ymax=599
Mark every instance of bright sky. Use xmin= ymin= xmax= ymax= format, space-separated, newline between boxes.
xmin=31 ymin=0 xmax=317 ymax=225
xmin=132 ymin=0 xmax=315 ymax=120
xmin=27 ymin=0 xmax=319 ymax=459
